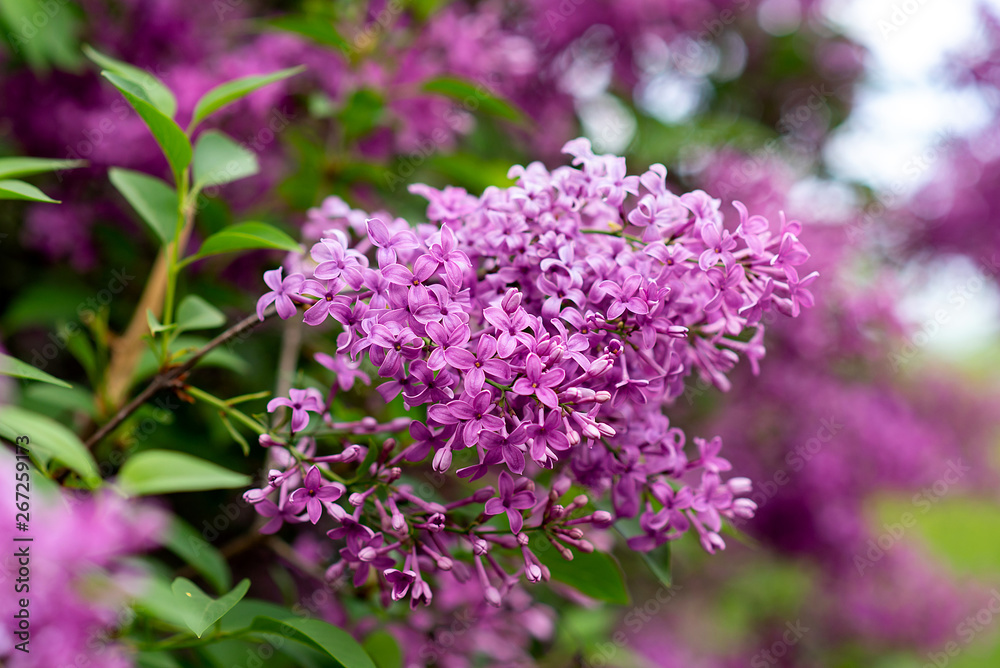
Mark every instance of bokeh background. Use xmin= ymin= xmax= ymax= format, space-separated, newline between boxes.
xmin=2 ymin=0 xmax=1000 ymax=666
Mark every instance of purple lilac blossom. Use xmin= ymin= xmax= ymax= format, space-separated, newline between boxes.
xmin=0 ymin=451 xmax=166 ymax=668
xmin=241 ymin=138 xmax=816 ymax=610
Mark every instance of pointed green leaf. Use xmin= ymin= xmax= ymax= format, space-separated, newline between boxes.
xmin=250 ymin=617 xmax=376 ymax=668
xmin=0 ymin=406 xmax=100 ymax=487
xmin=0 ymin=0 xmax=83 ymax=72
xmin=109 ymin=168 xmax=179 ymax=244
xmin=0 ymin=157 xmax=87 ymax=179
xmin=189 ymin=66 xmax=305 ymax=131
xmin=84 ymin=45 xmax=177 ymax=117
xmin=187 ymin=222 xmax=301 ymax=263
xmin=264 ymin=17 xmax=349 ymax=52
xmin=172 ymin=577 xmax=250 ymax=637
xmin=192 ymin=131 xmax=259 ymax=190
xmin=362 ymin=631 xmax=402 ymax=668
xmin=101 ymin=72 xmax=191 ymax=182
xmin=614 ymin=523 xmax=671 ymax=587
xmin=161 ymin=517 xmax=233 ymax=593
xmin=421 ymin=76 xmax=526 ymax=124
xmin=535 ymin=546 xmax=629 ymax=604
xmin=0 ymin=179 xmax=58 ymax=203
xmin=117 ymin=450 xmax=250 ymax=496
xmin=176 ymin=295 xmax=226 ymax=333
xmin=0 ymin=353 xmax=72 ymax=388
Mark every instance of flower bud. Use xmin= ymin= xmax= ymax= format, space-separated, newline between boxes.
xmin=473 ymin=487 xmax=495 ymax=503
xmin=700 ymin=531 xmax=726 ymax=554
xmin=501 ymin=288 xmax=522 ymax=313
xmin=259 ymin=434 xmax=281 ymax=448
xmin=551 ymin=475 xmax=572 ymax=497
xmin=325 ymin=560 xmax=347 ymax=582
xmin=585 ymin=355 xmax=614 ymax=378
xmin=471 ymin=536 xmax=489 ymax=555
xmin=727 ymin=477 xmax=753 ymax=495
xmin=732 ymin=498 xmax=757 ymax=519
xmin=432 ymin=448 xmax=452 ymax=472
xmin=592 ymin=510 xmax=614 ymax=528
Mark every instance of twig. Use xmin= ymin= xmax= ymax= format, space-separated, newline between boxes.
xmin=85 ymin=306 xmax=275 ymax=449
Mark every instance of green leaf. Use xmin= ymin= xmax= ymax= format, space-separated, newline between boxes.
xmin=264 ymin=16 xmax=349 ymax=52
xmin=135 ymin=651 xmax=183 ymax=668
xmin=613 ymin=523 xmax=671 ymax=587
xmin=339 ymin=89 xmax=384 ymax=141
xmin=172 ymin=577 xmax=250 ymax=637
xmin=109 ymin=168 xmax=179 ymax=244
xmin=0 ymin=406 xmax=101 ymax=487
xmin=0 ymin=157 xmax=86 ymax=179
xmin=190 ymin=67 xmax=305 ymax=131
xmin=536 ymin=546 xmax=629 ymax=605
xmin=0 ymin=0 xmax=83 ymax=72
xmin=426 ymin=153 xmax=515 ymax=192
xmin=146 ymin=309 xmax=176 ymax=335
xmin=0 ymin=352 xmax=72 ymax=388
xmin=187 ymin=222 xmax=301 ymax=263
xmin=638 ymin=542 xmax=671 ymax=587
xmin=84 ymin=45 xmax=177 ymax=117
xmin=219 ymin=599 xmax=299 ymax=632
xmin=192 ymin=131 xmax=259 ymax=190
xmin=134 ymin=335 xmax=249 ymax=383
xmin=220 ymin=413 xmax=251 ymax=456
xmin=421 ymin=76 xmax=526 ymax=124
xmin=362 ymin=631 xmax=402 ymax=668
xmin=117 ymin=450 xmax=250 ymax=496
xmin=0 ymin=179 xmax=58 ymax=203
xmin=132 ymin=574 xmax=191 ymax=629
xmin=250 ymin=617 xmax=376 ymax=668
xmin=101 ymin=72 xmax=191 ymax=182
xmin=161 ymin=517 xmax=232 ymax=593
xmin=176 ymin=295 xmax=226 ymax=333
xmin=22 ymin=384 xmax=96 ymax=418
xmin=628 ymin=112 xmax=774 ymax=167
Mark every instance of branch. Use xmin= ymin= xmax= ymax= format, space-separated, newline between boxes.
xmin=85 ymin=306 xmax=275 ymax=449
xmin=103 ymin=215 xmax=196 ymax=412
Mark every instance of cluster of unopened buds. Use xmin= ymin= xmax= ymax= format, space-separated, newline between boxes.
xmin=243 ymin=138 xmax=817 ymax=609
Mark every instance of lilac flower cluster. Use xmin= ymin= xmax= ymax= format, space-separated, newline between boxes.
xmin=0 ymin=452 xmax=165 ymax=668
xmin=245 ymin=138 xmax=816 ymax=608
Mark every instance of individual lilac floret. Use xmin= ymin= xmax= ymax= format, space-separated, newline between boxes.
xmin=290 ymin=466 xmax=346 ymax=523
xmin=484 ymin=471 xmax=536 ymax=533
xmin=267 ymin=388 xmax=324 ymax=432
xmin=257 ymin=267 xmax=305 ymax=320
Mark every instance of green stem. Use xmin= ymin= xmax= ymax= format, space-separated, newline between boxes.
xmin=484 ymin=378 xmax=512 ymax=392
xmin=161 ymin=169 xmax=191 ymax=361
xmin=186 ymin=385 xmax=267 ymax=435
xmin=580 ymin=228 xmax=645 ymax=244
